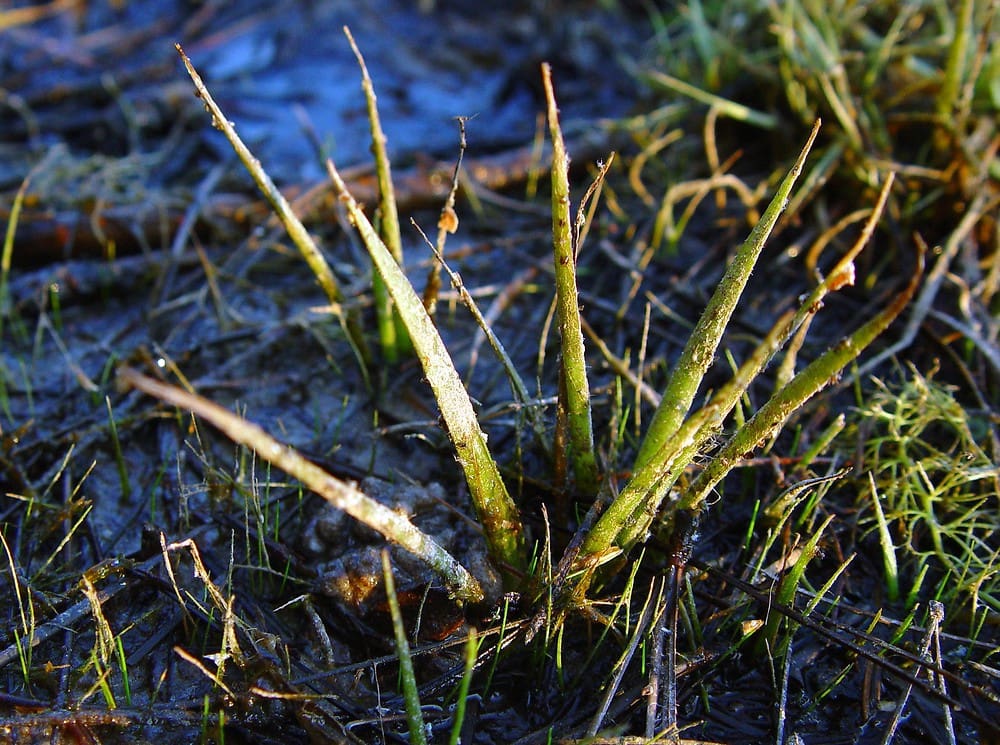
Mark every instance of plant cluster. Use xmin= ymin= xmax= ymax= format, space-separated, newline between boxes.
xmin=118 ymin=34 xmax=922 ymax=619
xmin=4 ymin=2 xmax=997 ymax=740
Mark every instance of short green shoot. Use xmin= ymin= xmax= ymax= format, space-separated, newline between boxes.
xmin=87 ymin=646 xmax=117 ymax=709
xmin=381 ymin=550 xmax=427 ymax=745
xmin=105 ymin=395 xmax=131 ymax=502
xmin=14 ymin=629 xmax=30 ymax=688
xmin=758 ymin=513 xmax=833 ymax=652
xmin=869 ymin=472 xmax=901 ymax=603
xmin=115 ymin=634 xmax=132 ymax=707
xmin=448 ymin=628 xmax=480 ymax=745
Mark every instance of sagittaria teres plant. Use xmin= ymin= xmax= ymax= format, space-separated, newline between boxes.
xmin=121 ymin=32 xmax=922 ymax=609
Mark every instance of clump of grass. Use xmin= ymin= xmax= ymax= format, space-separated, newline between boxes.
xmin=843 ymin=366 xmax=999 ymax=618
xmin=635 ymin=3 xmax=999 ymax=447
xmin=5 ymin=8 xmax=993 ymax=742
xmin=132 ymin=36 xmax=922 ymax=621
xmin=645 ymin=0 xmax=998 ymax=189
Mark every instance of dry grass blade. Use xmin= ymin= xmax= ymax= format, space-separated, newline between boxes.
xmin=176 ymin=45 xmax=342 ymax=310
xmin=117 ymin=367 xmax=484 ymax=603
xmin=174 ymin=43 xmax=372 ymax=372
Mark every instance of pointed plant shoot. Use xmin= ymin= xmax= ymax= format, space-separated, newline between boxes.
xmin=680 ymin=246 xmax=923 ymax=513
xmin=325 ymin=159 xmax=526 ymax=582
xmin=633 ymin=119 xmax=821 ymax=473
xmin=344 ymin=27 xmax=411 ymax=362
xmin=580 ymin=308 xmax=797 ymax=558
xmin=542 ymin=62 xmax=599 ymax=495
xmin=590 ymin=173 xmax=899 ymax=554
xmin=578 ymin=145 xmax=914 ymax=577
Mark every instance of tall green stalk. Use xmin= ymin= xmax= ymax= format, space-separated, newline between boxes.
xmin=326 ymin=159 xmax=526 ymax=582
xmin=633 ymin=120 xmax=820 ymax=472
xmin=344 ymin=27 xmax=411 ymax=362
xmin=543 ymin=63 xmax=599 ymax=495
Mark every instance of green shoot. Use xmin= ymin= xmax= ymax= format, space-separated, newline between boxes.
xmin=869 ymin=472 xmax=900 ymax=603
xmin=344 ymin=26 xmax=411 ymax=363
xmin=382 ymin=550 xmax=427 ymax=745
xmin=681 ymin=247 xmax=923 ymax=513
xmin=115 ymin=634 xmax=132 ymax=707
xmin=634 ymin=120 xmax=819 ymax=473
xmin=88 ymin=647 xmax=117 ymax=709
xmin=448 ymin=628 xmax=480 ymax=745
xmin=105 ymin=395 xmax=131 ymax=502
xmin=542 ymin=63 xmax=599 ymax=496
xmin=325 ymin=158 xmax=525 ymax=582
xmin=759 ymin=513 xmax=834 ymax=652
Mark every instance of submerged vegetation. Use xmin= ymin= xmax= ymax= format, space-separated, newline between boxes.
xmin=1 ymin=1 xmax=997 ymax=742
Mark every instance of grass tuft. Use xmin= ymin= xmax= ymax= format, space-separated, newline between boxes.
xmin=843 ymin=366 xmax=1000 ymax=617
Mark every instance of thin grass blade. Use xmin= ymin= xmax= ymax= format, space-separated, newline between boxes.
xmin=118 ymin=367 xmax=484 ymax=603
xmin=381 ymin=550 xmax=427 ymax=745
xmin=642 ymin=69 xmax=778 ymax=130
xmin=760 ymin=513 xmax=834 ymax=650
